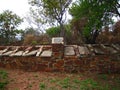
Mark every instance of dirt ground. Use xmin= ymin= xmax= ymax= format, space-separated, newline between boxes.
xmin=0 ymin=68 xmax=120 ymax=90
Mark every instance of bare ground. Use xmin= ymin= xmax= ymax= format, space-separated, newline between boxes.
xmin=0 ymin=68 xmax=120 ymax=90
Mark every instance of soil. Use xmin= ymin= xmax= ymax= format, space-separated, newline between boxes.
xmin=0 ymin=68 xmax=120 ymax=90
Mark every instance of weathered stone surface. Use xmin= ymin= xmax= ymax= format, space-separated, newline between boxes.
xmin=36 ymin=46 xmax=43 ymax=56
xmin=22 ymin=51 xmax=29 ymax=56
xmin=24 ymin=50 xmax=37 ymax=56
xmin=2 ymin=51 xmax=13 ymax=56
xmin=0 ymin=44 xmax=120 ymax=73
xmin=64 ymin=46 xmax=75 ymax=56
xmin=40 ymin=50 xmax=52 ymax=57
xmin=52 ymin=37 xmax=64 ymax=44
xmin=53 ymin=60 xmax=64 ymax=68
xmin=78 ymin=46 xmax=90 ymax=55
xmin=105 ymin=45 xmax=118 ymax=54
xmin=52 ymin=44 xmax=64 ymax=52
xmin=11 ymin=51 xmax=24 ymax=56
xmin=112 ymin=44 xmax=120 ymax=51
xmin=94 ymin=48 xmax=105 ymax=55
xmin=0 ymin=48 xmax=8 ymax=54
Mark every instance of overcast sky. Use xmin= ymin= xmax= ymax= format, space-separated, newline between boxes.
xmin=0 ymin=0 xmax=30 ymax=29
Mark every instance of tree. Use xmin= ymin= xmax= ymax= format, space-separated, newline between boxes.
xmin=24 ymin=27 xmax=40 ymax=36
xmin=25 ymin=7 xmax=47 ymax=33
xmin=29 ymin=0 xmax=72 ymax=38
xmin=46 ymin=24 xmax=72 ymax=44
xmin=46 ymin=26 xmax=60 ymax=37
xmin=70 ymin=0 xmax=120 ymax=43
xmin=0 ymin=10 xmax=23 ymax=45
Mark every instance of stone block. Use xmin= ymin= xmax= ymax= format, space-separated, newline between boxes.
xmin=52 ymin=44 xmax=64 ymax=52
xmin=53 ymin=60 xmax=64 ymax=68
xmin=64 ymin=46 xmax=75 ymax=56
xmin=40 ymin=50 xmax=52 ymax=57
xmin=53 ymin=52 xmax=63 ymax=59
xmin=52 ymin=37 xmax=64 ymax=44
xmin=24 ymin=50 xmax=37 ymax=56
xmin=74 ymin=60 xmax=83 ymax=66
xmin=36 ymin=63 xmax=48 ymax=71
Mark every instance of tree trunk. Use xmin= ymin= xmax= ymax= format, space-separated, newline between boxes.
xmin=91 ymin=30 xmax=99 ymax=44
xmin=60 ymin=23 xmax=66 ymax=44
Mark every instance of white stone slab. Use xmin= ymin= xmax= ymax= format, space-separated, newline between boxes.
xmin=2 ymin=51 xmax=13 ymax=56
xmin=36 ymin=46 xmax=43 ymax=56
xmin=94 ymin=48 xmax=104 ymax=54
xmin=112 ymin=44 xmax=120 ymax=50
xmin=64 ymin=47 xmax=75 ymax=56
xmin=22 ymin=51 xmax=29 ymax=56
xmin=11 ymin=51 xmax=24 ymax=56
xmin=25 ymin=50 xmax=37 ymax=56
xmin=52 ymin=37 xmax=64 ymax=44
xmin=0 ymin=48 xmax=8 ymax=54
xmin=40 ymin=50 xmax=52 ymax=57
xmin=78 ymin=46 xmax=89 ymax=55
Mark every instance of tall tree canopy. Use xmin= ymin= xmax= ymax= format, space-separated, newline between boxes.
xmin=29 ymin=0 xmax=72 ymax=38
xmin=0 ymin=10 xmax=23 ymax=45
xmin=70 ymin=0 xmax=120 ymax=43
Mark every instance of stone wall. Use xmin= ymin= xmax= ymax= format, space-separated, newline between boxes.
xmin=0 ymin=44 xmax=120 ymax=73
xmin=0 ymin=55 xmax=120 ymax=73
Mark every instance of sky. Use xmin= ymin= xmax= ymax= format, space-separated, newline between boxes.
xmin=0 ymin=0 xmax=119 ymax=30
xmin=0 ymin=0 xmax=30 ymax=29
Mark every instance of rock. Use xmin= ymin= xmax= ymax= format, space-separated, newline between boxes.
xmin=11 ymin=51 xmax=24 ymax=56
xmin=36 ymin=46 xmax=43 ymax=56
xmin=40 ymin=50 xmax=52 ymax=57
xmin=25 ymin=50 xmax=37 ymax=56
xmin=22 ymin=51 xmax=29 ymax=56
xmin=78 ymin=46 xmax=90 ymax=55
xmin=94 ymin=48 xmax=105 ymax=55
xmin=64 ymin=46 xmax=75 ymax=56
xmin=2 ymin=51 xmax=13 ymax=56
xmin=112 ymin=44 xmax=120 ymax=51
xmin=52 ymin=37 xmax=64 ymax=44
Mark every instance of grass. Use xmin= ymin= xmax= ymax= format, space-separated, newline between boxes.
xmin=44 ymin=74 xmax=120 ymax=90
xmin=0 ymin=70 xmax=8 ymax=89
xmin=0 ymin=68 xmax=120 ymax=90
xmin=79 ymin=78 xmax=110 ymax=90
xmin=39 ymin=82 xmax=46 ymax=90
xmin=59 ymin=77 xmax=71 ymax=88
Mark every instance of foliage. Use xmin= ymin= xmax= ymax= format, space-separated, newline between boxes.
xmin=0 ymin=10 xmax=23 ymax=45
xmin=69 ymin=0 xmax=119 ymax=43
xmin=23 ymin=34 xmax=38 ymax=45
xmin=97 ymin=21 xmax=120 ymax=44
xmin=59 ymin=77 xmax=71 ymax=88
xmin=46 ymin=26 xmax=60 ymax=37
xmin=23 ymin=34 xmax=50 ymax=45
xmin=39 ymin=82 xmax=46 ymax=90
xmin=46 ymin=24 xmax=72 ymax=44
xmin=0 ymin=70 xmax=8 ymax=89
xmin=29 ymin=0 xmax=72 ymax=37
xmin=24 ymin=27 xmax=40 ymax=36
xmin=79 ymin=78 xmax=109 ymax=90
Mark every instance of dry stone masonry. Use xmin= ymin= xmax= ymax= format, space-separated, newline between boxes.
xmin=0 ymin=37 xmax=120 ymax=73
